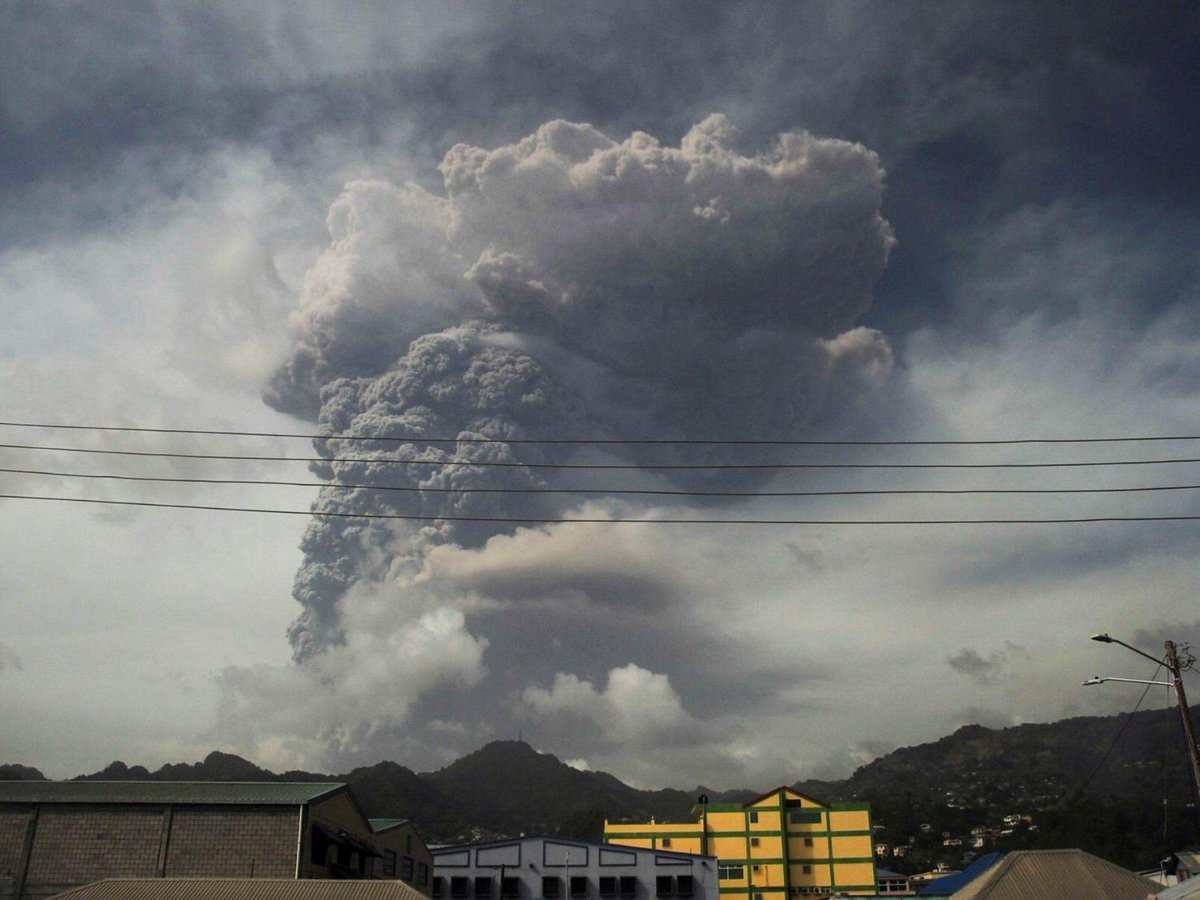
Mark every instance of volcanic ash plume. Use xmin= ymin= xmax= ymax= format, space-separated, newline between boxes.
xmin=241 ymin=115 xmax=896 ymax=765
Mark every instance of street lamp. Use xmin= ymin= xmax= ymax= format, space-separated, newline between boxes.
xmin=1085 ymin=633 xmax=1200 ymax=808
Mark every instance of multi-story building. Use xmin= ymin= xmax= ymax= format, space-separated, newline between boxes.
xmin=431 ymin=835 xmax=717 ymax=900
xmin=604 ymin=787 xmax=876 ymax=898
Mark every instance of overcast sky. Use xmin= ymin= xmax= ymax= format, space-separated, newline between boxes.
xmin=2 ymin=1 xmax=1200 ymax=789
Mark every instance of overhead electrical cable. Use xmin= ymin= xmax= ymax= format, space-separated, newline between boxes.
xmin=2 ymin=420 xmax=1200 ymax=446
xmin=1069 ymin=662 xmax=1165 ymax=802
xmin=3 ymin=493 xmax=1200 ymax=525
xmin=4 ymin=442 xmax=1200 ymax=470
xmin=5 ymin=466 xmax=1200 ymax=498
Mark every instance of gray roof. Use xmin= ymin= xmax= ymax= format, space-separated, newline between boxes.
xmin=951 ymin=849 xmax=1160 ymax=900
xmin=50 ymin=878 xmax=427 ymax=900
xmin=431 ymin=835 xmax=714 ymax=863
xmin=0 ymin=781 xmax=345 ymax=806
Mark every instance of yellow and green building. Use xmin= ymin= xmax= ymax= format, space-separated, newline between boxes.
xmin=603 ymin=787 xmax=876 ymax=898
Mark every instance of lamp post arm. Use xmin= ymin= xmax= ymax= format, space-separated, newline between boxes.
xmin=1107 ymin=636 xmax=1167 ymax=668
xmin=1083 ymin=676 xmax=1173 ymax=687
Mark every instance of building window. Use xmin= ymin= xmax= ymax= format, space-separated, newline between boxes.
xmin=750 ymin=838 xmax=760 ymax=848
xmin=752 ymin=866 xmax=761 ymax=873
xmin=571 ymin=877 xmax=589 ymax=897
xmin=434 ymin=878 xmax=445 ymax=898
xmin=661 ymin=838 xmax=671 ymax=848
xmin=543 ymin=877 xmax=562 ymax=898
xmin=749 ymin=812 xmax=759 ymax=823
xmin=788 ymin=811 xmax=821 ymax=825
xmin=407 ymin=834 xmax=414 ymax=853
xmin=656 ymin=876 xmax=674 ymax=896
xmin=383 ymin=850 xmax=398 ymax=877
xmin=675 ymin=876 xmax=693 ymax=897
xmin=502 ymin=877 xmax=520 ymax=898
xmin=802 ymin=866 xmax=811 ymax=875
xmin=718 ymin=865 xmax=743 ymax=881
xmin=310 ymin=827 xmax=331 ymax=866
xmin=451 ymin=878 xmax=469 ymax=897
xmin=620 ymin=876 xmax=637 ymax=897
xmin=475 ymin=877 xmax=493 ymax=897
xmin=755 ymin=893 xmax=764 ymax=900
xmin=600 ymin=877 xmax=618 ymax=896
xmin=804 ymin=838 xmax=813 ymax=847
xmin=420 ymin=863 xmax=430 ymax=886
xmin=403 ymin=857 xmax=415 ymax=882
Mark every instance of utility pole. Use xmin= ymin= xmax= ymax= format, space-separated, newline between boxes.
xmin=1164 ymin=641 xmax=1200 ymax=810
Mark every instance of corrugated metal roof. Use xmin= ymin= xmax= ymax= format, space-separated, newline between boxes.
xmin=918 ymin=852 xmax=1003 ymax=896
xmin=950 ymin=849 xmax=1160 ymax=900
xmin=50 ymin=878 xmax=428 ymax=900
xmin=0 ymin=781 xmax=344 ymax=805
xmin=371 ymin=818 xmax=412 ymax=832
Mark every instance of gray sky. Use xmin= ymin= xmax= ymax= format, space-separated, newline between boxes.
xmin=2 ymin=1 xmax=1199 ymax=789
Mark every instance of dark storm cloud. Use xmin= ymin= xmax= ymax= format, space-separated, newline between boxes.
xmin=215 ymin=113 xmax=897 ymax=772
xmin=947 ymin=644 xmax=1029 ymax=686
xmin=262 ymin=115 xmax=895 ymax=665
xmin=0 ymin=641 xmax=23 ymax=675
xmin=1131 ymin=623 xmax=1200 ymax=657
xmin=6 ymin=2 xmax=1196 ymax=263
xmin=11 ymin=0 xmax=1199 ymax=784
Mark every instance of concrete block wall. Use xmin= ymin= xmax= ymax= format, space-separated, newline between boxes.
xmin=22 ymin=806 xmax=162 ymax=896
xmin=0 ymin=812 xmax=29 ymax=879
xmin=165 ymin=806 xmax=297 ymax=878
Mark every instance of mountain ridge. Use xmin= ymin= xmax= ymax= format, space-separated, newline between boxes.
xmin=4 ymin=705 xmax=1197 ymax=869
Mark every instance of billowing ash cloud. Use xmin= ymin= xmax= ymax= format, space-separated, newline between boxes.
xmin=235 ymin=115 xmax=896 ymax=767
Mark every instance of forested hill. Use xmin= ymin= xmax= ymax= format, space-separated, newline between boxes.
xmin=5 ymin=705 xmax=1198 ymax=870
xmin=795 ymin=706 xmax=1200 ymax=870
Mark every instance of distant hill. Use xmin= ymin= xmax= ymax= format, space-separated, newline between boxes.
xmin=0 ymin=763 xmax=44 ymax=780
xmin=11 ymin=704 xmax=1199 ymax=869
xmin=421 ymin=740 xmax=749 ymax=839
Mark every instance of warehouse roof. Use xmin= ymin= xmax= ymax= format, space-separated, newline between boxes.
xmin=50 ymin=878 xmax=427 ymax=900
xmin=0 ymin=781 xmax=345 ymax=806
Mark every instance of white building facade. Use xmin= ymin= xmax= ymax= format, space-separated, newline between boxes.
xmin=432 ymin=837 xmax=717 ymax=900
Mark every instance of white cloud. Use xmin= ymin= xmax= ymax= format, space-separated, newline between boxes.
xmin=522 ymin=664 xmax=695 ymax=748
xmin=216 ymin=603 xmax=488 ymax=770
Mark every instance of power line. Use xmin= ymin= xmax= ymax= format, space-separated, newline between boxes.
xmin=5 ymin=466 xmax=1200 ymax=498
xmin=5 ymin=443 xmax=1200 ymax=471
xmin=3 ymin=492 xmax=1200 ymax=525
xmin=3 ymin=420 xmax=1200 ymax=446
xmin=1070 ymin=662 xmax=1166 ymax=802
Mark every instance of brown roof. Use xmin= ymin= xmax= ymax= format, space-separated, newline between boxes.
xmin=51 ymin=879 xmax=427 ymax=900
xmin=950 ymin=849 xmax=1160 ymax=900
